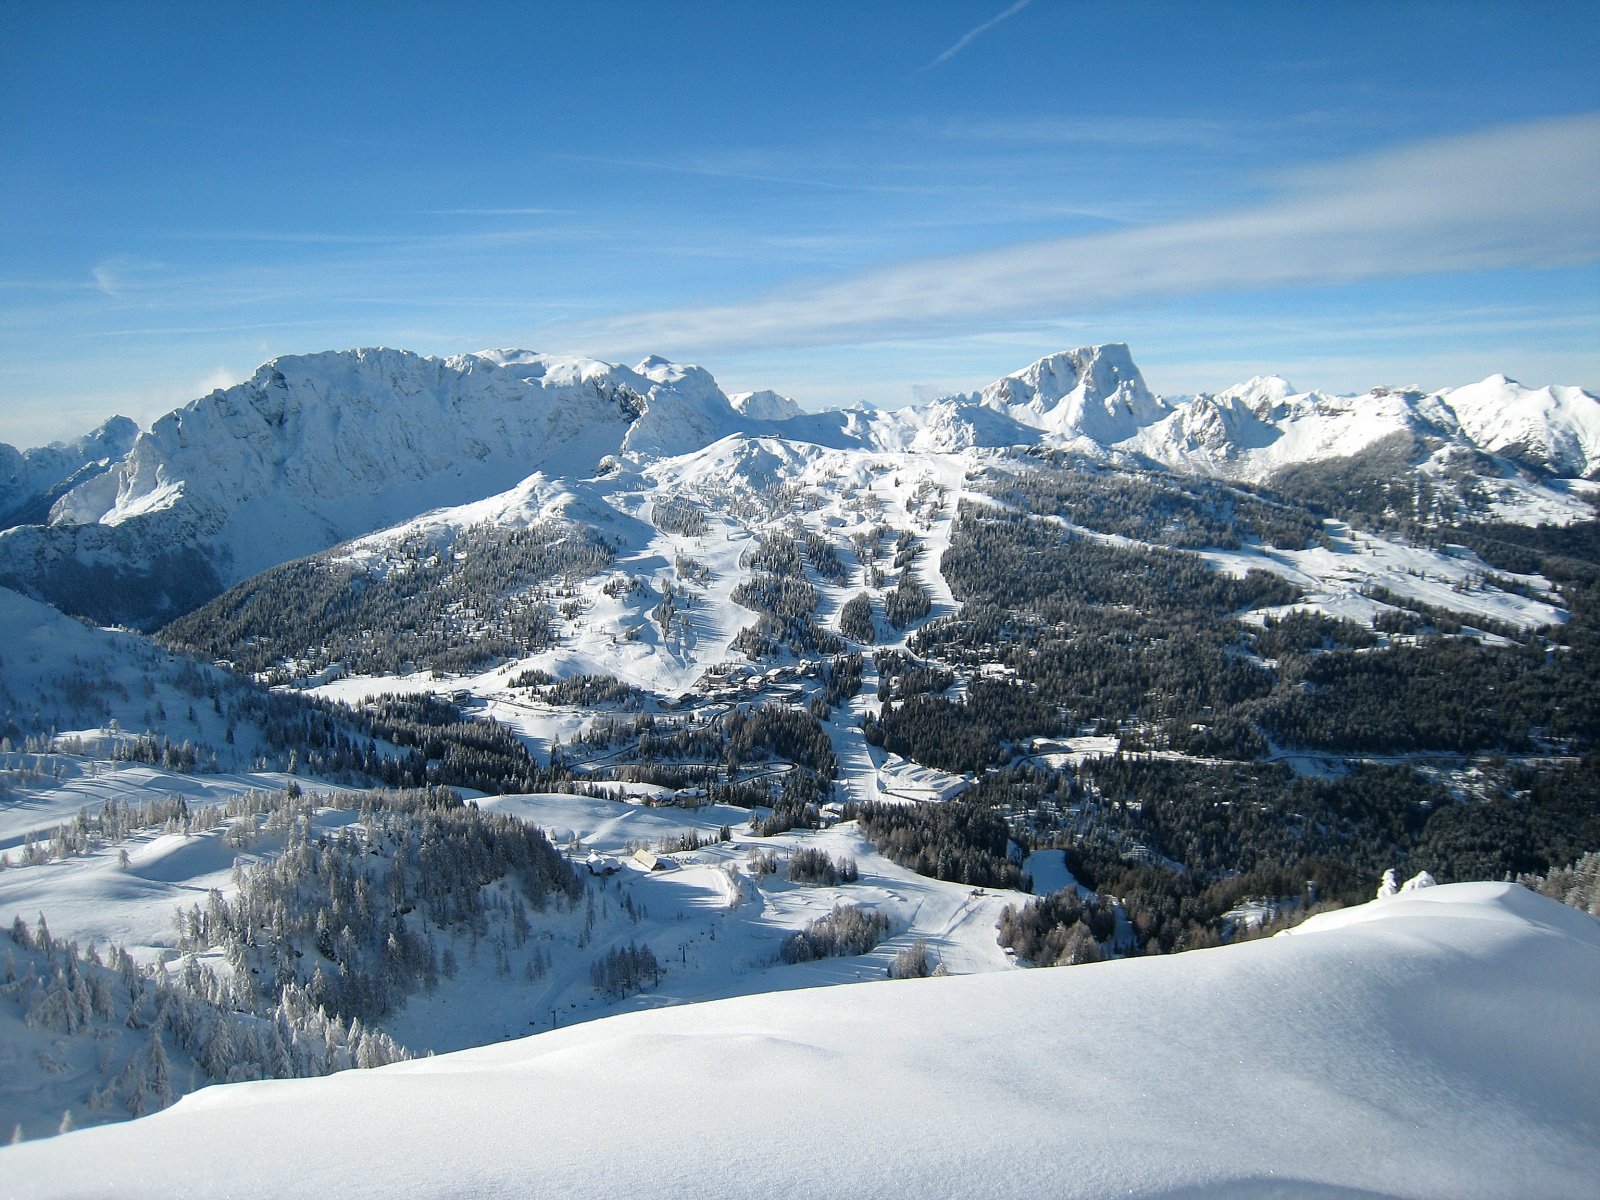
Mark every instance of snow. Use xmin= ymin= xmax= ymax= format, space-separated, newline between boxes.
xmin=728 ymin=389 xmax=803 ymax=421
xmin=1022 ymin=847 xmax=1078 ymax=895
xmin=1446 ymin=374 xmax=1600 ymax=477
xmin=2 ymin=346 xmax=750 ymax=594
xmin=976 ymin=343 xmax=1170 ymax=443
xmin=1200 ymin=520 xmax=1566 ymax=632
xmin=875 ymin=754 xmax=971 ymax=802
xmin=0 ymin=416 xmax=138 ymax=527
xmin=6 ymin=881 xmax=1594 ymax=1199
xmin=4 ymin=342 xmax=1600 ymax=1188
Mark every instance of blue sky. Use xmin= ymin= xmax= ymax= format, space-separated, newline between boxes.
xmin=1 ymin=1 xmax=1597 ymax=445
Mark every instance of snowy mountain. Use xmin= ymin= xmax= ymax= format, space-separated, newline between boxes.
xmin=951 ymin=346 xmax=1600 ymax=484
xmin=0 ymin=348 xmax=745 ymax=626
xmin=2 ymin=341 xmax=1595 ymax=632
xmin=1443 ymin=373 xmax=1600 ymax=477
xmin=975 ymin=342 xmax=1172 ymax=444
xmin=5 ymin=881 xmax=1596 ymax=1199
xmin=0 ymin=416 xmax=139 ymax=531
xmin=728 ymin=388 xmax=804 ymax=421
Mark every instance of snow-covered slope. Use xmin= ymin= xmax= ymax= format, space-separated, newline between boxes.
xmin=1126 ymin=381 xmax=1463 ymax=478
xmin=6 ymin=881 xmax=1594 ymax=1199
xmin=0 ymin=417 xmax=139 ymax=530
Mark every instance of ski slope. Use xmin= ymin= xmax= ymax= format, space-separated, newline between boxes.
xmin=6 ymin=882 xmax=1594 ymax=1199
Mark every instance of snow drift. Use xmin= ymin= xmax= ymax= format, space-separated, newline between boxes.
xmin=5 ymin=882 xmax=1595 ymax=1199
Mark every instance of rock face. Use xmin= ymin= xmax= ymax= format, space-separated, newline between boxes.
xmin=1 ymin=340 xmax=1594 ymax=629
xmin=0 ymin=416 xmax=139 ymax=531
xmin=0 ymin=348 xmax=742 ymax=626
xmin=976 ymin=343 xmax=1171 ymax=443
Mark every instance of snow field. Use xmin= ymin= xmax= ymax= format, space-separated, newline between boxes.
xmin=5 ymin=882 xmax=1594 ymax=1200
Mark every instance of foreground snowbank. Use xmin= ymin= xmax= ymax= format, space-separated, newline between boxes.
xmin=5 ymin=882 xmax=1596 ymax=1199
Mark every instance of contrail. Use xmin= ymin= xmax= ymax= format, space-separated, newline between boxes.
xmin=917 ymin=0 xmax=1037 ymax=74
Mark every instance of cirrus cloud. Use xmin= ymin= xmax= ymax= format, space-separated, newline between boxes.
xmin=565 ymin=113 xmax=1600 ymax=357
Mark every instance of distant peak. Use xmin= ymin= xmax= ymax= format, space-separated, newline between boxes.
xmin=473 ymin=348 xmax=545 ymax=366
xmin=729 ymin=390 xmax=803 ymax=422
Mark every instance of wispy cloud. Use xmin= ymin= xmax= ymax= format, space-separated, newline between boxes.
xmin=566 ymin=114 xmax=1600 ymax=356
xmin=929 ymin=114 xmax=1241 ymax=150
xmin=194 ymin=365 xmax=239 ymax=394
xmin=917 ymin=0 xmax=1037 ymax=74
xmin=424 ymin=208 xmax=575 ymax=216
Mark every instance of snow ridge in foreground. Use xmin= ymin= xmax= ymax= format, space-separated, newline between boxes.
xmin=5 ymin=882 xmax=1596 ymax=1200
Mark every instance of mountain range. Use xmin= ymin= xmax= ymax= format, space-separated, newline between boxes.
xmin=0 ymin=342 xmax=1595 ymax=628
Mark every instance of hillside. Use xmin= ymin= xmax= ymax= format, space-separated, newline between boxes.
xmin=4 ymin=882 xmax=1596 ymax=1200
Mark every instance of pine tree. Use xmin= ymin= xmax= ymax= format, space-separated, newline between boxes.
xmin=146 ymin=1034 xmax=171 ymax=1105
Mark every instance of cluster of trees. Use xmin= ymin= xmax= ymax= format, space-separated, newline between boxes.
xmin=731 ymin=531 xmax=845 ymax=659
xmin=996 ymin=890 xmax=1112 ymax=966
xmin=162 ymin=520 xmax=613 ymax=677
xmin=723 ymin=704 xmax=837 ymax=779
xmin=908 ymin=493 xmax=1600 ymax=763
xmin=1252 ymin=637 xmax=1562 ymax=754
xmin=785 ymin=847 xmax=859 ymax=886
xmin=873 ymin=651 xmax=953 ymax=702
xmin=589 ymin=942 xmax=659 ymax=997
xmin=1360 ymin=582 xmax=1530 ymax=641
xmin=1519 ymin=850 xmax=1600 ymax=916
xmin=889 ymin=938 xmax=938 ymax=979
xmin=938 ymin=503 xmax=1300 ymax=616
xmin=780 ymin=904 xmax=891 ymax=963
xmin=246 ymin=690 xmax=563 ymax=795
xmin=964 ymin=742 xmax=1599 ymax=953
xmin=18 ymin=648 xmax=564 ymax=798
xmin=999 ymin=456 xmax=1323 ymax=552
xmin=804 ymin=532 xmax=850 ymax=585
xmin=1266 ymin=432 xmax=1480 ymax=539
xmin=864 ymin=679 xmax=1055 ymax=775
xmin=111 ymin=734 xmax=211 ymax=774
xmin=750 ymin=797 xmax=821 ymax=837
xmin=839 ymin=592 xmax=875 ymax=643
xmin=1060 ymin=843 xmax=1365 ymax=957
xmin=819 ymin=653 xmax=864 ymax=707
xmin=652 ymin=500 xmax=707 ymax=537
xmin=742 ymin=531 xmax=802 ymax=576
xmin=510 ymin=669 xmax=640 ymax=708
xmin=3 ymin=793 xmax=211 ymax=866
xmin=732 ymin=573 xmax=820 ymax=626
xmin=4 ymin=913 xmax=410 ymax=1138
xmin=850 ymin=801 xmax=1029 ymax=890
xmin=175 ymin=786 xmax=580 ymax=1026
xmin=3 ymin=545 xmax=226 ymax=632
xmin=1254 ymin=610 xmax=1376 ymax=657
xmin=883 ymin=570 xmax=931 ymax=629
